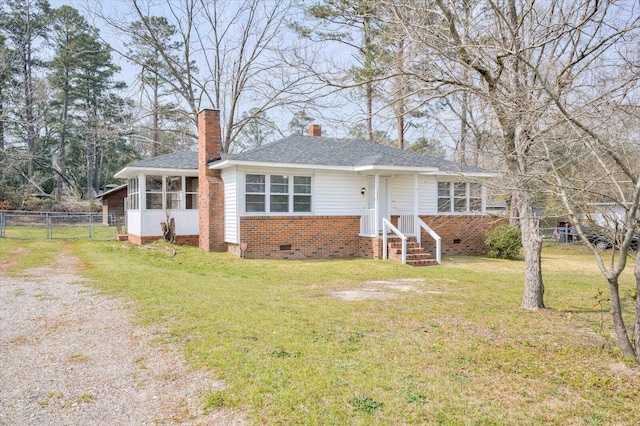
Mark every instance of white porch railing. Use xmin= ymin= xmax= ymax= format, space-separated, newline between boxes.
xmin=417 ymin=217 xmax=441 ymax=264
xmin=382 ymin=218 xmax=407 ymax=264
xmin=397 ymin=211 xmax=416 ymax=236
xmin=359 ymin=208 xmax=376 ymax=236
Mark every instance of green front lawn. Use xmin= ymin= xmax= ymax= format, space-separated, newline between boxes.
xmin=3 ymin=239 xmax=639 ymax=424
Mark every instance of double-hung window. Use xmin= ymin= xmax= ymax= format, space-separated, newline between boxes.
xmin=245 ymin=173 xmax=312 ymax=213
xmin=185 ymin=177 xmax=199 ymax=209
xmin=437 ymin=182 xmax=482 ymax=214
xmin=146 ymin=175 xmax=163 ymax=210
xmin=270 ymin=175 xmax=289 ymax=212
xmin=127 ymin=178 xmax=139 ymax=210
xmin=166 ymin=176 xmax=182 ymax=209
xmin=293 ymin=176 xmax=312 ymax=212
xmin=246 ymin=174 xmax=266 ymax=212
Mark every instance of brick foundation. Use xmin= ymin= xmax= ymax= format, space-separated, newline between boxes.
xmin=418 ymin=215 xmax=504 ymax=256
xmin=231 ymin=214 xmax=500 ymax=260
xmin=127 ymin=234 xmax=159 ymax=245
xmin=357 ymin=236 xmax=383 ymax=259
xmin=175 ymin=235 xmax=199 ymax=246
xmin=127 ymin=233 xmax=199 ymax=246
xmin=238 ymin=215 xmax=360 ymax=259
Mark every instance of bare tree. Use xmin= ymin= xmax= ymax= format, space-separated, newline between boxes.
xmin=543 ymin=83 xmax=640 ymax=359
xmin=384 ymin=0 xmax=640 ymax=311
xmin=97 ymin=0 xmax=317 ymax=153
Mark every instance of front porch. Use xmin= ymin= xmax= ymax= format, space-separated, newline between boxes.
xmin=359 ymin=210 xmax=442 ymax=266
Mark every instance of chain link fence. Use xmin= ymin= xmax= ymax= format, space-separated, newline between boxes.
xmin=0 ymin=211 xmax=117 ymax=241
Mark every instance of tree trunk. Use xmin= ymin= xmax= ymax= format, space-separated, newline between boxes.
xmin=152 ymin=56 xmax=160 ymax=156
xmin=633 ymin=252 xmax=640 ymax=361
xmin=85 ymin=131 xmax=94 ymax=199
xmin=0 ymin=95 xmax=4 ymax=151
xmin=23 ymin=46 xmax=36 ymax=178
xmin=366 ymin=80 xmax=373 ymax=142
xmin=608 ymin=276 xmax=636 ymax=358
xmin=517 ymin=191 xmax=545 ymax=310
xmin=56 ymin=81 xmax=70 ymax=202
xmin=395 ymin=39 xmax=405 ymax=150
xmin=364 ymin=15 xmax=373 ymax=142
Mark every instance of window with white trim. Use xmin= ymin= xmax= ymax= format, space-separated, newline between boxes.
xmin=146 ymin=175 xmax=163 ymax=210
xmin=185 ymin=177 xmax=198 ymax=209
xmin=293 ymin=176 xmax=312 ymax=212
xmin=246 ymin=174 xmax=266 ymax=212
xmin=127 ymin=178 xmax=139 ymax=210
xmin=437 ymin=182 xmax=482 ymax=213
xmin=165 ymin=176 xmax=182 ymax=209
xmin=245 ymin=173 xmax=312 ymax=213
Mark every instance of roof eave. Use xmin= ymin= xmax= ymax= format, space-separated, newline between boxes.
xmin=420 ymin=171 xmax=500 ymax=178
xmin=209 ymin=159 xmax=354 ymax=172
xmin=114 ymin=166 xmax=198 ymax=179
xmin=353 ymin=164 xmax=440 ymax=173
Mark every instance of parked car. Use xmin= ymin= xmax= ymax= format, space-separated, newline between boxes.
xmin=554 ymin=221 xmax=577 ymax=243
xmin=586 ymin=230 xmax=638 ymax=251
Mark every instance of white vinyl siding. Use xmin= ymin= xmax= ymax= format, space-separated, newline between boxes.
xmin=222 ymin=167 xmax=238 ymax=243
xmin=419 ymin=179 xmax=438 ymax=215
xmin=390 ymin=175 xmax=413 ymax=214
xmin=314 ymin=171 xmax=369 ymax=215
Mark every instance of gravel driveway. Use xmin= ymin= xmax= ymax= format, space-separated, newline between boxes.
xmin=0 ymin=252 xmax=247 ymax=425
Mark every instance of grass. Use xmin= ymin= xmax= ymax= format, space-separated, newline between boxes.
xmin=3 ymin=238 xmax=639 ymax=424
xmin=1 ymin=225 xmax=115 ymax=240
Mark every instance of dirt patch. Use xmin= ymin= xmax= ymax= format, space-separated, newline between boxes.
xmin=0 ymin=247 xmax=30 ymax=273
xmin=330 ymin=289 xmax=399 ymax=301
xmin=0 ymin=252 xmax=247 ymax=425
xmin=609 ymin=361 xmax=640 ymax=377
xmin=330 ymin=278 xmax=442 ymax=301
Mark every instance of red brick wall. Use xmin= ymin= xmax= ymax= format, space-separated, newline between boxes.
xmin=357 ymin=236 xmax=382 ymax=259
xmin=127 ymin=234 xmax=199 ymax=246
xmin=418 ymin=215 xmax=503 ymax=256
xmin=238 ymin=216 xmax=360 ymax=259
xmin=175 ymin=235 xmax=199 ymax=246
xmin=127 ymin=234 xmax=157 ymax=245
xmin=198 ymin=108 xmax=226 ymax=252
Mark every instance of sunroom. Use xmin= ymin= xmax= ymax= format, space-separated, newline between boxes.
xmin=114 ymin=151 xmax=199 ymax=244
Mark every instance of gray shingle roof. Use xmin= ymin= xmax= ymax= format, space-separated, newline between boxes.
xmin=222 ymin=135 xmax=487 ymax=173
xmin=127 ymin=151 xmax=197 ymax=169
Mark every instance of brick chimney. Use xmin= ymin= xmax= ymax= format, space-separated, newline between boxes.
xmin=198 ymin=108 xmax=225 ymax=252
xmin=308 ymin=123 xmax=322 ymax=137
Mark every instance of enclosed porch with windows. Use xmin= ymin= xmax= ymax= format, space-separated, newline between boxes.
xmin=122 ymin=173 xmax=200 ymax=245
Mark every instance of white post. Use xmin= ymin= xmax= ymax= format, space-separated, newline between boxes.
xmin=382 ymin=220 xmax=388 ymax=260
xmin=374 ymin=174 xmax=380 ymax=234
xmin=139 ymin=175 xmax=146 ymax=210
xmin=414 ymin=173 xmax=419 ymax=246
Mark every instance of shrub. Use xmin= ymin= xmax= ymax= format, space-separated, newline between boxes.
xmin=485 ymin=224 xmax=522 ymax=259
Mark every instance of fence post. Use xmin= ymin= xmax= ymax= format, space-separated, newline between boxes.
xmin=0 ymin=213 xmax=4 ymax=238
xmin=47 ymin=213 xmax=52 ymax=239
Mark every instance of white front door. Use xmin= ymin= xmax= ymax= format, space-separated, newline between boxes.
xmin=369 ymin=176 xmax=389 ymax=232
